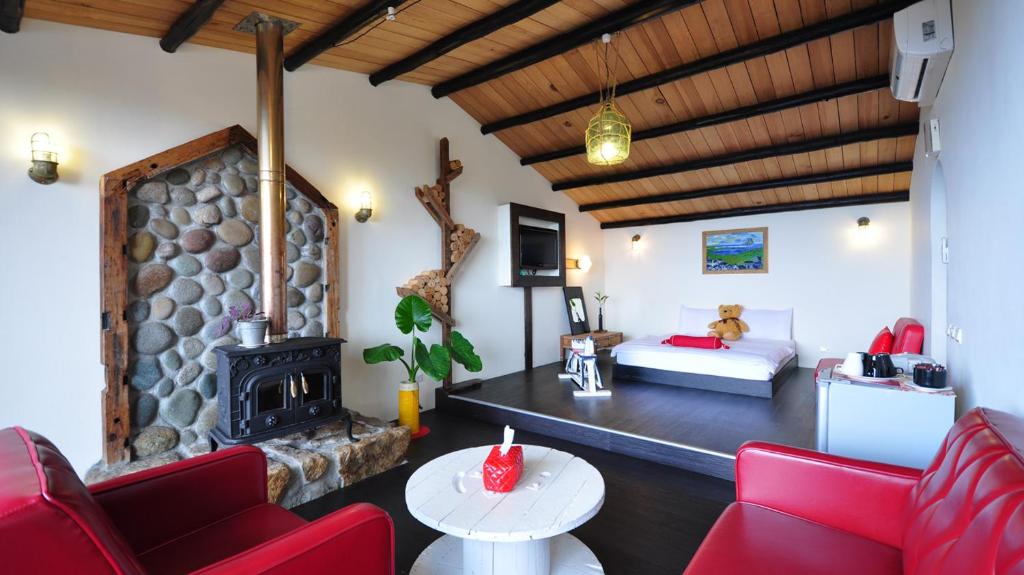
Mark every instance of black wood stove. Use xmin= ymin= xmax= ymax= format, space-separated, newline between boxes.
xmin=209 ymin=337 xmax=355 ymax=450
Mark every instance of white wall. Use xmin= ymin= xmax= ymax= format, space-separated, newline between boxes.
xmin=603 ymin=203 xmax=911 ymax=367
xmin=0 ymin=20 xmax=604 ymax=473
xmin=909 ymin=0 xmax=1024 ymax=416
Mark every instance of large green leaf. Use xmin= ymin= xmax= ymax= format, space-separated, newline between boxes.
xmin=363 ymin=344 xmax=404 ymax=364
xmin=395 ymin=295 xmax=432 ymax=335
xmin=414 ymin=338 xmax=451 ymax=382
xmin=449 ymin=331 xmax=483 ymax=372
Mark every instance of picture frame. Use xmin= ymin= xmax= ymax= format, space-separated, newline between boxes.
xmin=562 ymin=286 xmax=591 ymax=335
xmin=702 ymin=227 xmax=768 ymax=275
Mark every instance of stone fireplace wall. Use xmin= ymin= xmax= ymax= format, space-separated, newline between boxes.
xmin=125 ymin=145 xmax=327 ymax=457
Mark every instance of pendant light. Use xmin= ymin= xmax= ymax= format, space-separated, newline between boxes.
xmin=586 ymin=33 xmax=631 ymax=166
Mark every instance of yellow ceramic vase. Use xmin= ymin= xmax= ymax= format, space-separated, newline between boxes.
xmin=398 ymin=381 xmax=420 ymax=435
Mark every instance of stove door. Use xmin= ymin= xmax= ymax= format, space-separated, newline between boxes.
xmin=246 ymin=374 xmax=295 ymax=434
xmin=295 ymin=368 xmax=337 ymax=423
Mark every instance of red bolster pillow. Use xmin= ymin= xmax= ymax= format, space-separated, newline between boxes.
xmin=661 ymin=335 xmax=729 ymax=349
xmin=868 ymin=326 xmax=894 ymax=354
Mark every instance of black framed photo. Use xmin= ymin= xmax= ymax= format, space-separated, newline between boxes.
xmin=563 ymin=286 xmax=591 ymax=335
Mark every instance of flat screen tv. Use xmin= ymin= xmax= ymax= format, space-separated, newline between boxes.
xmin=519 ymin=225 xmax=559 ymax=270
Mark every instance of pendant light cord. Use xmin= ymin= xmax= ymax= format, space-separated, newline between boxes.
xmin=597 ymin=32 xmax=622 ymax=105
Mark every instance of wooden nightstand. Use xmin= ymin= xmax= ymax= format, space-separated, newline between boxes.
xmin=560 ymin=331 xmax=623 ymax=361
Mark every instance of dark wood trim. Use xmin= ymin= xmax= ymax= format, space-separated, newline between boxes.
xmin=0 ymin=0 xmax=24 ymax=33
xmin=599 ymin=191 xmax=910 ymax=229
xmin=159 ymin=0 xmax=226 ymax=53
xmin=439 ymin=138 xmax=454 ymax=391
xmin=520 ymin=76 xmax=890 ymax=164
xmin=431 ymin=0 xmax=700 ymax=98
xmin=99 ymin=125 xmax=340 ymax=464
xmin=506 ymin=202 xmax=567 ymax=288
xmin=613 ymin=356 xmax=799 ymax=399
xmin=482 ymin=1 xmax=916 ymax=133
xmin=369 ymin=0 xmax=560 ymax=86
xmin=553 ymin=124 xmax=919 ymax=191
xmin=579 ymin=162 xmax=913 ymax=212
xmin=523 ymin=286 xmax=533 ymax=371
xmin=284 ymin=0 xmax=407 ymax=72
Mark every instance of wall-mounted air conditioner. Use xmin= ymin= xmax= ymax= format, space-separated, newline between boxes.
xmin=890 ymin=0 xmax=954 ymax=106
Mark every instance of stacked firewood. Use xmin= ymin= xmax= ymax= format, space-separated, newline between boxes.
xmin=449 ymin=224 xmax=477 ymax=264
xmin=402 ymin=269 xmax=450 ymax=313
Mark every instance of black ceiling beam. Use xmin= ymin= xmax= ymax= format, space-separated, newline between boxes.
xmin=369 ymin=0 xmax=561 ymax=86
xmin=552 ymin=123 xmax=919 ymax=191
xmin=285 ymin=0 xmax=407 ymax=72
xmin=160 ymin=0 xmax=227 ymax=53
xmin=600 ymin=191 xmax=910 ymax=229
xmin=482 ymin=0 xmax=915 ymax=134
xmin=522 ymin=75 xmax=890 ymax=165
xmin=431 ymin=0 xmax=701 ymax=98
xmin=580 ymin=162 xmax=913 ymax=212
xmin=0 ymin=0 xmax=25 ymax=34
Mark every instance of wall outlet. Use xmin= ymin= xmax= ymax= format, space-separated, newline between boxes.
xmin=940 ymin=237 xmax=949 ymax=264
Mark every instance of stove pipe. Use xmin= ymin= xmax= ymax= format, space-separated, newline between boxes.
xmin=255 ymin=18 xmax=288 ymax=343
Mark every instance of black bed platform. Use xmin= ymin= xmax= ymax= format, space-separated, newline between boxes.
xmin=613 ymin=354 xmax=799 ymax=398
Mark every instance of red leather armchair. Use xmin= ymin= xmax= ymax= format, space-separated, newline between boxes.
xmin=684 ymin=407 xmax=1024 ymax=575
xmin=0 ymin=426 xmax=394 ymax=574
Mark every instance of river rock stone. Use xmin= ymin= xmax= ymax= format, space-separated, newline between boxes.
xmin=190 ymin=168 xmax=206 ymax=187
xmin=151 ymin=205 xmax=168 ymax=218
xmin=287 ymin=287 xmax=305 ymax=308
xmin=335 ymin=426 xmax=410 ymax=486
xmin=129 ymin=232 xmax=156 ymax=263
xmin=197 ymin=373 xmax=217 ymax=399
xmin=162 ymin=389 xmax=201 ymax=427
xmin=166 ymin=168 xmax=189 ymax=185
xmin=304 ymin=304 xmax=321 ymax=319
xmin=306 ymin=283 xmax=323 ymax=303
xmin=293 ymin=263 xmax=321 ymax=287
xmin=243 ymin=175 xmax=257 ymax=194
xmin=176 ymin=362 xmax=201 ymax=385
xmin=240 ymin=196 xmax=260 ymax=222
xmin=180 ymin=430 xmax=198 ymax=447
xmin=133 ymin=394 xmax=158 ymax=427
xmin=155 ymin=242 xmax=178 ymax=260
xmin=304 ymin=215 xmax=325 ymax=242
xmin=128 ymin=205 xmax=149 ymax=228
xmin=201 ymin=296 xmax=222 ymax=316
xmin=130 ymin=355 xmax=162 ymax=390
xmin=169 ymin=278 xmax=203 ymax=305
xmin=286 ymin=211 xmax=303 ymax=226
xmin=305 ymin=243 xmax=321 ymax=260
xmin=173 ymin=306 xmax=203 ymax=336
xmin=194 ymin=402 xmax=218 ymax=438
xmin=136 ymin=181 xmax=169 ymax=204
xmin=217 ymin=219 xmax=253 ymax=246
xmin=228 ymin=268 xmax=254 ymax=289
xmin=127 ymin=299 xmax=150 ymax=323
xmin=286 ymin=242 xmax=300 ymax=263
xmin=241 ymin=246 xmax=260 ymax=270
xmin=198 ymin=276 xmax=224 ymax=298
xmin=204 ymin=157 xmax=225 ymax=171
xmin=161 ymin=349 xmax=182 ymax=371
xmin=221 ymin=174 xmax=244 ymax=197
xmin=201 ymin=336 xmax=239 ymax=370
xmin=302 ymin=320 xmax=324 ymax=338
xmin=134 ymin=263 xmax=173 ymax=296
xmin=206 ymin=247 xmax=241 ymax=272
xmin=290 ymin=197 xmax=311 ymax=213
xmin=181 ymin=228 xmax=216 ymax=253
xmin=134 ymin=426 xmax=178 ymax=457
xmin=196 ymin=185 xmax=221 ymax=203
xmin=134 ymin=322 xmax=174 ymax=354
xmin=206 ymin=171 xmax=220 ymax=185
xmin=170 ymin=206 xmax=191 ymax=226
xmin=170 ymin=187 xmax=196 ymax=207
xmin=238 ymin=158 xmax=258 ymax=174
xmin=151 ymin=218 xmax=179 ymax=239
xmin=223 ymin=290 xmax=253 ymax=313
xmin=267 ymin=460 xmax=291 ymax=504
xmin=287 ymin=229 xmax=306 ymax=247
xmin=223 ymin=147 xmax=242 ymax=164
xmin=194 ymin=204 xmax=222 ymax=226
xmin=152 ymin=296 xmax=175 ymax=320
xmin=287 ymin=311 xmax=306 ymax=330
xmin=153 ymin=378 xmax=173 ymax=398
xmin=181 ymin=337 xmax=204 ymax=359
xmin=219 ymin=197 xmax=236 ymax=218
xmin=169 ymin=254 xmax=201 ymax=277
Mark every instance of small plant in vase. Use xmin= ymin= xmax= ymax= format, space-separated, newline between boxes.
xmin=363 ymin=294 xmax=482 ymax=436
xmin=594 ymin=291 xmax=609 ymax=332
xmin=218 ymin=303 xmax=268 ymax=347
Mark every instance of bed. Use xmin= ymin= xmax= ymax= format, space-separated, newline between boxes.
xmin=611 ymin=306 xmax=798 ymax=398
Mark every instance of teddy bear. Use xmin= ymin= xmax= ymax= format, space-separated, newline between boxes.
xmin=707 ymin=304 xmax=749 ymax=341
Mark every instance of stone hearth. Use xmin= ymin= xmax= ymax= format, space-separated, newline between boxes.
xmin=86 ymin=411 xmax=410 ymax=509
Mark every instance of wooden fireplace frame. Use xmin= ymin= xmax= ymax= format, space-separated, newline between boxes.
xmin=99 ymin=125 xmax=341 ymax=465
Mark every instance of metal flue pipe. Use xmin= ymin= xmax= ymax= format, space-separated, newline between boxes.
xmin=255 ymin=18 xmax=288 ymax=343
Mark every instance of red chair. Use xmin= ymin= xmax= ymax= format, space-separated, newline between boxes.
xmin=0 ymin=426 xmax=394 ymax=574
xmin=683 ymin=407 xmax=1024 ymax=575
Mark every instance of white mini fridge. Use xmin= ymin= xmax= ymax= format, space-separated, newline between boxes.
xmin=816 ymin=367 xmax=955 ymax=469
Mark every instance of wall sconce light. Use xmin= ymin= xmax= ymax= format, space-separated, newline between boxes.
xmin=857 ymin=216 xmax=871 ymax=232
xmin=28 ymin=132 xmax=59 ymax=185
xmin=354 ymin=190 xmax=373 ymax=223
xmin=631 ymin=233 xmax=642 ymax=252
xmin=566 ymin=255 xmax=593 ymax=272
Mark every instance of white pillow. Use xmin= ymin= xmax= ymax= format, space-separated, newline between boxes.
xmin=677 ymin=306 xmax=720 ymax=336
xmin=742 ymin=308 xmax=794 ymax=341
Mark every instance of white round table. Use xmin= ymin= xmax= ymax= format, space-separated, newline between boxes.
xmin=406 ymin=445 xmax=605 ymax=575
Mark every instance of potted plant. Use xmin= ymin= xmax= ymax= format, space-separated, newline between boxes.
xmin=594 ymin=291 xmax=609 ymax=332
xmin=363 ymin=294 xmax=482 ymax=435
xmin=218 ymin=303 xmax=268 ymax=347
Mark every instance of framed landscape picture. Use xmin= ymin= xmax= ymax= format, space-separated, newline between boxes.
xmin=702 ymin=227 xmax=768 ymax=275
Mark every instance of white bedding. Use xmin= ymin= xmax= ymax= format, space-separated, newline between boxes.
xmin=611 ymin=336 xmax=797 ymax=381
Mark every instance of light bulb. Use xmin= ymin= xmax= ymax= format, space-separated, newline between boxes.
xmin=577 ymin=255 xmax=593 ymax=272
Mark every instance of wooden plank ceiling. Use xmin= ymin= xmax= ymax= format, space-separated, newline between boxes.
xmin=23 ymin=0 xmax=918 ymax=228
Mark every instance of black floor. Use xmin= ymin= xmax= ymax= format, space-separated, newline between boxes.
xmin=293 ymin=409 xmax=735 ymax=575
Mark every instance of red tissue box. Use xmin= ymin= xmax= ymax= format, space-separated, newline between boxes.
xmin=483 ymin=444 xmax=524 ymax=492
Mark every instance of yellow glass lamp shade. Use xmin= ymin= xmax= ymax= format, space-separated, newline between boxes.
xmin=398 ymin=381 xmax=420 ymax=434
xmin=586 ymin=101 xmax=632 ymax=166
